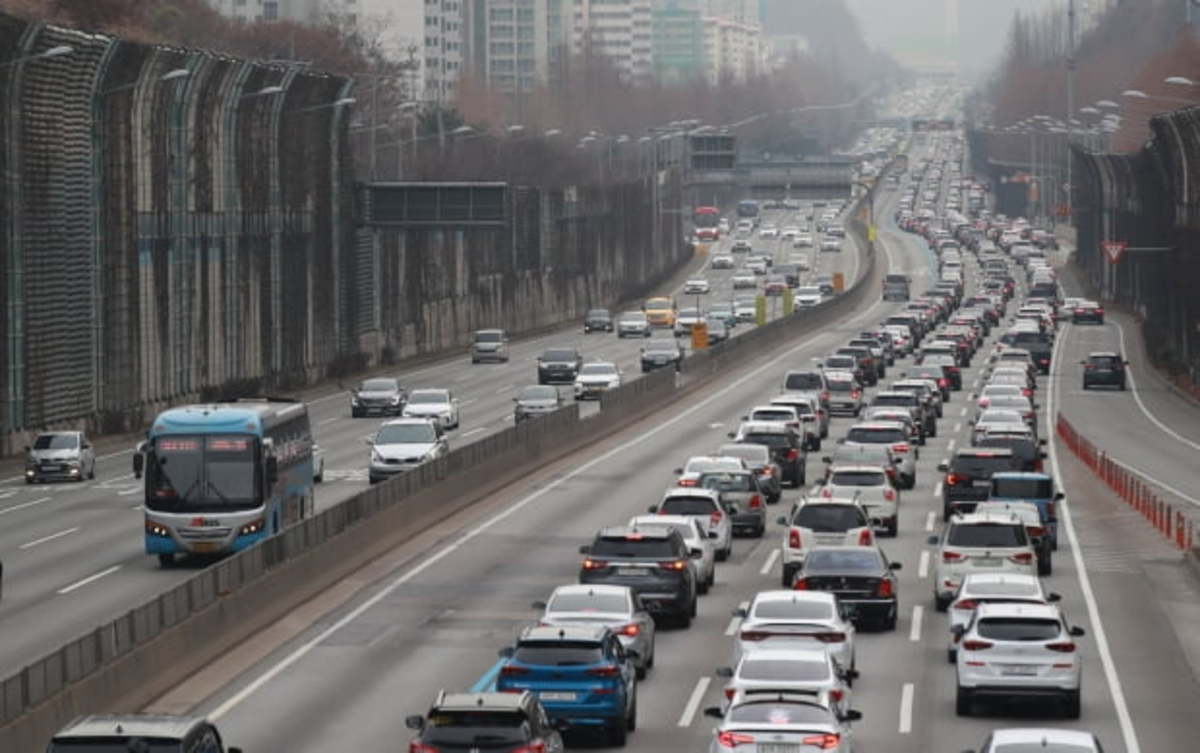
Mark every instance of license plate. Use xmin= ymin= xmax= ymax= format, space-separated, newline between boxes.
xmin=539 ymin=692 xmax=576 ymax=702
xmin=760 ymin=745 xmax=800 ymax=753
xmin=616 ymin=567 xmax=647 ymax=576
xmin=191 ymin=542 xmax=219 ymax=553
xmin=1000 ymin=664 xmax=1039 ymax=676
xmin=974 ymin=558 xmax=1001 ymax=567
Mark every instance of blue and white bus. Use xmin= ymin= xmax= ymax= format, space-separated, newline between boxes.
xmin=134 ymin=398 xmax=315 ymax=567
xmin=736 ymin=199 xmax=759 ymax=219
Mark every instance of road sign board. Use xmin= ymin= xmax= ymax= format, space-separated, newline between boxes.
xmin=1101 ymin=240 xmax=1128 ymax=264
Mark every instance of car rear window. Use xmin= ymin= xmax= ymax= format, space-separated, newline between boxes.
xmin=950 ymin=454 xmax=1017 ymax=477
xmin=1087 ymin=355 xmax=1121 ymax=367
xmin=992 ymin=744 xmax=1094 ymax=753
xmin=726 ymin=702 xmax=831 ymax=724
xmin=846 ymin=427 xmax=906 ymax=444
xmin=784 ymin=373 xmax=824 ymax=390
xmin=699 ymin=473 xmax=755 ymax=493
xmin=542 ymin=349 xmax=577 ymax=361
xmin=965 ymin=581 xmax=1042 ymax=597
xmin=739 ymin=658 xmax=830 ymax=682
xmin=804 ymin=549 xmax=884 ymax=573
xmin=513 ymin=642 xmax=605 ymax=666
xmin=660 ymin=496 xmax=719 ymax=515
xmin=794 ymin=505 xmax=867 ymax=531
xmin=742 ymin=433 xmax=790 ymax=449
xmin=830 ymin=470 xmax=886 ymax=486
xmin=590 ymin=536 xmax=678 ymax=558
xmin=991 ymin=478 xmax=1055 ymax=498
xmin=548 ymin=592 xmax=628 ymax=613
xmin=948 ymin=524 xmax=1028 ymax=547
xmin=872 ymin=395 xmax=915 ymax=407
xmin=751 ymin=600 xmax=835 ymax=620
xmin=827 ymin=379 xmax=856 ymax=392
xmin=752 ymin=409 xmax=795 ymax=423
xmin=976 ymin=618 xmax=1062 ymax=642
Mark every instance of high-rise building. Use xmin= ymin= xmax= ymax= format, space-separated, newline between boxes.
xmin=572 ymin=0 xmax=654 ymax=84
xmin=702 ymin=12 xmax=760 ymax=84
xmin=206 ymin=0 xmax=356 ymax=24
xmin=653 ymin=1 xmax=705 ymax=84
xmin=463 ymin=0 xmax=573 ymax=95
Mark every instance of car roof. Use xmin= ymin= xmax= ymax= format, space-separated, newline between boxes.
xmin=961 ymin=572 xmax=1042 ymax=588
xmin=849 ymin=421 xmax=906 ymax=430
xmin=474 ymin=328 xmax=505 ymax=335
xmin=409 ymin=388 xmax=449 ymax=397
xmin=990 ymin=728 xmax=1097 ymax=746
xmin=52 ymin=714 xmax=206 ymax=741
xmin=663 ymin=487 xmax=722 ymax=501
xmin=991 ymin=471 xmax=1052 ymax=480
xmin=736 ymin=647 xmax=829 ymax=663
xmin=597 ymin=525 xmax=674 ymax=540
xmin=975 ymin=602 xmax=1061 ymax=620
xmin=434 ymin=691 xmax=531 ymax=713
xmin=739 ymin=421 xmax=791 ymax=434
xmin=519 ymin=624 xmax=610 ymax=642
xmin=1088 ymin=350 xmax=1120 ymax=358
xmin=828 ymin=464 xmax=888 ymax=473
xmin=630 ymin=514 xmax=701 ymax=531
xmin=381 ymin=417 xmax=439 ymax=427
xmin=954 ymin=447 xmax=1015 ymax=457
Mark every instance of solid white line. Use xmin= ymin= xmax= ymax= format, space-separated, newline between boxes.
xmin=725 ymin=601 xmax=751 ymax=637
xmin=57 ymin=565 xmax=122 ymax=595
xmin=919 ymin=550 xmax=931 ymax=579
xmin=924 ymin=510 xmax=936 ymax=532
xmin=1048 ymin=320 xmax=1142 ymax=753
xmin=0 ymin=496 xmax=51 ymax=516
xmin=119 ymin=486 xmax=142 ymax=496
xmin=953 ymin=422 xmax=962 ymax=433
xmin=459 ymin=399 xmax=477 ymax=406
xmin=1114 ymin=322 xmax=1200 ymax=452
xmin=678 ymin=677 xmax=712 ymax=727
xmin=210 ymin=213 xmax=898 ymax=721
xmin=933 ymin=482 xmax=943 ymax=498
xmin=759 ymin=548 xmax=780 ymax=576
xmin=898 ymin=682 xmax=914 ymax=734
xmin=460 ymin=428 xmax=486 ymax=438
xmin=947 ymin=439 xmax=956 ymax=452
xmin=20 ymin=526 xmax=80 ymax=550
xmin=958 ymin=406 xmax=967 ymax=416
xmin=494 ymin=384 xmax=513 ymax=395
xmin=318 ymin=417 xmax=338 ymax=426
xmin=909 ymin=605 xmax=924 ymax=642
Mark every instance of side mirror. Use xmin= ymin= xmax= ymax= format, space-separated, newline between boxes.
xmin=843 ymin=668 xmax=860 ymax=681
xmin=363 ymin=437 xmax=374 ymax=445
xmin=265 ymin=456 xmax=279 ymax=486
xmin=512 ymin=397 xmax=518 ymax=402
xmin=673 ymin=467 xmax=684 ymax=475
xmin=727 ymin=432 xmax=736 ymax=439
xmin=1047 ymin=592 xmax=1062 ymax=602
xmin=132 ymin=452 xmax=145 ymax=479
xmin=731 ymin=606 xmax=748 ymax=618
xmin=531 ymin=600 xmax=547 ymax=610
xmin=1054 ymin=492 xmax=1065 ymax=501
xmin=937 ymin=461 xmax=949 ymax=472
xmin=228 ymin=748 xmax=244 ymax=753
xmin=1038 ymin=438 xmax=1047 ymax=445
xmin=889 ymin=562 xmax=903 ymax=570
xmin=647 ymin=505 xmax=659 ymax=513
xmin=821 ymin=456 xmax=832 ymax=464
xmin=703 ymin=706 xmax=725 ymax=719
xmin=404 ymin=715 xmax=424 ymax=730
xmin=841 ymin=709 xmax=864 ymax=723
xmin=776 ymin=516 xmax=788 ymax=525
xmin=741 ymin=415 xmax=749 ymax=421
xmin=715 ymin=667 xmax=734 ymax=678
xmin=579 ymin=544 xmax=591 ymax=554
xmin=951 ymin=624 xmax=966 ymax=638
xmin=625 ymin=649 xmax=641 ymax=660
xmin=498 ymin=646 xmax=515 ymax=658
xmin=1069 ymin=625 xmax=1086 ymax=637
xmin=690 ymin=548 xmax=704 ymax=559
xmin=927 ymin=535 xmax=939 ymax=546
xmin=708 ymin=531 xmax=720 ymax=540
xmin=1039 ymin=451 xmax=1048 ymax=459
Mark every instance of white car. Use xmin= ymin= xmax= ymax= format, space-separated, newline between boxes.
xmin=777 ymin=498 xmax=874 ymax=587
xmin=972 ymin=408 xmax=1030 ymax=444
xmin=815 ymin=465 xmax=900 ymax=536
xmin=759 ymin=224 xmax=779 ymax=239
xmin=704 ymin=691 xmax=858 ymax=753
xmin=955 ymin=602 xmax=1086 ymax=718
xmin=734 ymin=297 xmax=757 ymax=321
xmin=963 ymin=728 xmax=1103 ymax=753
xmin=574 ymin=361 xmax=622 ymax=400
xmin=367 ymin=417 xmax=449 ymax=485
xmin=929 ymin=511 xmax=1038 ymax=610
xmin=402 ymin=388 xmax=461 ymax=429
xmin=780 ymin=226 xmax=800 ymax=239
xmin=842 ymin=422 xmax=917 ymax=488
xmin=616 ymin=310 xmax=651 ymax=338
xmin=732 ymin=590 xmax=856 ymax=672
xmin=732 ymin=272 xmax=757 ymax=289
xmin=883 ymin=325 xmax=914 ymax=355
xmin=976 ymin=384 xmax=1024 ymax=411
xmin=676 ymin=455 xmax=748 ymax=488
xmin=684 ymin=278 xmax=711 ymax=294
xmin=946 ymin=573 xmax=1060 ymax=662
xmin=745 ymin=258 xmax=768 ymax=275
xmin=650 ymin=487 xmax=733 ymax=560
xmin=709 ymin=254 xmax=735 ymax=270
xmin=820 ymin=237 xmax=842 ymax=252
xmin=794 ymin=286 xmax=823 ymax=309
xmin=717 ymin=648 xmax=853 ymax=716
xmin=534 ymin=584 xmax=657 ymax=677
xmin=628 ymin=514 xmax=716 ymax=593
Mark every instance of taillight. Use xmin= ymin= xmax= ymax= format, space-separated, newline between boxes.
xmin=620 ymin=623 xmax=641 ymax=637
xmin=659 ymin=559 xmax=689 ymax=571
xmin=851 ymin=389 xmax=862 ymax=398
xmin=581 ymin=558 xmax=608 ymax=570
xmin=858 ymin=529 xmax=872 ymax=545
xmin=1046 ymin=642 xmax=1077 ymax=653
xmin=946 ymin=473 xmax=962 ymax=486
xmin=710 ymin=510 xmax=723 ymax=526
xmin=942 ymin=550 xmax=966 ymax=562
xmin=893 ymin=443 xmax=910 ymax=454
xmin=740 ymin=630 xmax=769 ymax=641
xmin=1022 ymin=388 xmax=1033 ymax=396
xmin=1096 ymin=308 xmax=1104 ymax=315
xmin=876 ymin=579 xmax=894 ymax=597
xmin=723 ymin=688 xmax=738 ymax=702
xmin=884 ymin=488 xmax=896 ymax=501
xmin=789 ymin=528 xmax=801 ymax=548
xmin=802 ymin=734 xmax=841 ymax=750
xmin=961 ymin=639 xmax=993 ymax=651
xmin=587 ymin=665 xmax=622 ymax=677
xmin=500 ymin=665 xmax=529 ymax=676
xmin=977 ymin=398 xmax=990 ymax=408
xmin=953 ymin=599 xmax=978 ymax=611
xmin=410 ymin=743 xmax=440 ymax=753
xmin=1027 ymin=526 xmax=1045 ymax=537
xmin=793 ymin=577 xmax=808 ymax=590
xmin=816 ymin=632 xmax=846 ymax=643
xmin=678 ymin=479 xmax=698 ymax=487
xmin=512 ymin=743 xmax=547 ymax=753
xmin=717 ymin=730 xmax=753 ymax=747
xmin=819 ymin=487 xmax=833 ymax=498
xmin=829 ymin=688 xmax=844 ymax=703
xmin=749 ymin=494 xmax=763 ymax=509
xmin=885 ymin=466 xmax=897 ymax=479
xmin=938 ymin=378 xmax=949 ymax=387
xmin=1008 ymin=552 xmax=1034 ymax=565
xmin=786 ymin=448 xmax=800 ymax=461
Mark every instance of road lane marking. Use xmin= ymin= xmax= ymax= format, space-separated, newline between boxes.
xmin=725 ymin=601 xmax=750 ymax=637
xmin=57 ymin=565 xmax=122 ymax=595
xmin=209 ymin=208 xmax=900 ymax=721
xmin=318 ymin=417 xmax=337 ymax=426
xmin=958 ymin=406 xmax=967 ymax=416
xmin=494 ymin=384 xmax=513 ymax=395
xmin=0 ymin=496 xmax=51 ymax=516
xmin=1115 ymin=322 xmax=1200 ymax=452
xmin=459 ymin=399 xmax=477 ymax=406
xmin=1048 ymin=319 xmax=1142 ymax=753
xmin=909 ymin=605 xmax=923 ymax=642
xmin=953 ymin=422 xmax=961 ymax=433
xmin=677 ymin=677 xmax=711 ymax=727
xmin=759 ymin=548 xmax=779 ymax=575
xmin=918 ymin=550 xmax=930 ymax=578
xmin=933 ymin=482 xmax=943 ymax=498
xmin=925 ymin=510 xmax=936 ymax=532
xmin=20 ymin=526 xmax=80 ymax=550
xmin=460 ymin=428 xmax=486 ymax=438
xmin=898 ymin=682 xmax=914 ymax=733
xmin=119 ymin=486 xmax=142 ymax=496
xmin=947 ymin=439 xmax=956 ymax=452
xmin=709 ymin=422 xmax=724 ymax=429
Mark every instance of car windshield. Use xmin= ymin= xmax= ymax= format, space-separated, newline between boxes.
xmin=474 ymin=331 xmax=502 ymax=343
xmin=727 ymin=702 xmax=831 ymax=724
xmin=794 ymin=505 xmax=867 ymax=532
xmin=513 ymin=642 xmax=604 ymax=666
xmin=48 ymin=741 xmax=182 ymax=753
xmin=873 ymin=395 xmax=914 ymax=407
xmin=752 ymin=600 xmax=834 ymax=620
xmin=580 ymin=364 xmax=616 ymax=376
xmin=980 ymin=410 xmax=1024 ymax=425
xmin=586 ymin=310 xmax=610 ymax=319
xmin=784 ymin=373 xmax=823 ymax=390
xmin=804 ymin=549 xmax=884 ymax=573
xmin=992 ymin=478 xmax=1055 ymax=498
xmin=976 ymin=618 xmax=1062 ymax=642
xmin=826 ymin=357 xmax=857 ymax=369
xmin=548 ymin=592 xmax=628 ymax=614
xmin=376 ymin=424 xmax=437 ymax=444
xmin=948 ymin=524 xmax=1027 ymax=547
xmin=679 ymin=308 xmax=701 ymax=318
xmin=422 ymin=710 xmax=528 ymax=746
xmin=542 ymin=350 xmax=577 ymax=361
xmin=1088 ymin=355 xmax=1121 ymax=367
xmin=646 ymin=341 xmax=677 ymax=354
xmin=699 ymin=473 xmax=755 ymax=493
xmin=661 ymin=496 xmax=718 ymax=515
xmin=620 ymin=312 xmax=646 ymax=322
xmin=846 ymin=427 xmax=905 ymax=443
xmin=590 ymin=536 xmax=676 ymax=558
xmin=830 ymin=470 xmax=886 ymax=486
xmin=739 ymin=658 xmax=829 ymax=682
xmin=33 ymin=434 xmax=78 ymax=450
xmin=148 ymin=435 xmax=258 ymax=512
xmin=797 ymin=287 xmax=822 ymax=296
xmin=408 ymin=392 xmax=446 ymax=404
xmin=827 ymin=379 xmax=857 ymax=392
xmin=359 ymin=379 xmax=398 ymax=392
xmin=519 ymin=386 xmax=558 ymax=401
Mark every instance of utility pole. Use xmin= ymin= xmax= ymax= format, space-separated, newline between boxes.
xmin=1066 ymin=0 xmax=1076 ymax=217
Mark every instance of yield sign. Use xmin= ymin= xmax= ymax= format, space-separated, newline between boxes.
xmin=1101 ymin=240 xmax=1128 ymax=264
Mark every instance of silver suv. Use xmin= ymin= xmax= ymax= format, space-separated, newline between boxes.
xmin=26 ymin=431 xmax=96 ymax=483
xmin=470 ymin=328 xmax=510 ymax=363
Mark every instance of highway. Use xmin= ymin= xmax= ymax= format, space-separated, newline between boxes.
xmin=144 ymin=134 xmax=1200 ymax=753
xmin=0 ymin=197 xmax=860 ymax=677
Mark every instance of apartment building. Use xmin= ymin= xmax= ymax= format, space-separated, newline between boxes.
xmin=653 ymin=1 xmax=705 ymax=84
xmin=463 ymin=0 xmax=573 ymax=94
xmin=207 ymin=0 xmax=355 ymax=24
xmin=572 ymin=0 xmax=654 ymax=84
xmin=702 ymin=13 xmax=761 ymax=84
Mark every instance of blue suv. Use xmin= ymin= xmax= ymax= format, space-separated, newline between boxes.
xmin=496 ymin=625 xmax=638 ymax=746
xmin=987 ymin=472 xmax=1065 ymax=549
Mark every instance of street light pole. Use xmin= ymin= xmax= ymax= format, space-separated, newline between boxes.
xmin=1066 ymin=0 xmax=1076 ymax=218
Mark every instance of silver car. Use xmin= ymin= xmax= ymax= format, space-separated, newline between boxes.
xmin=731 ymin=590 xmax=857 ymax=672
xmin=716 ymin=647 xmax=853 ymax=716
xmin=367 ymin=418 xmax=449 ymax=484
xmin=617 ymin=311 xmax=651 ymax=338
xmin=25 ymin=431 xmax=96 ymax=483
xmin=534 ymin=584 xmax=656 ymax=678
xmin=628 ymin=514 xmax=716 ymax=593
xmin=703 ymin=690 xmax=859 ymax=753
xmin=470 ymin=328 xmax=509 ymax=363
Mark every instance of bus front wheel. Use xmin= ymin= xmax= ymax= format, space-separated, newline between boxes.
xmin=157 ymin=553 xmax=175 ymax=568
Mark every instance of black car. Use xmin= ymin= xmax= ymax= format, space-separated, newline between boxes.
xmin=1000 ymin=330 xmax=1053 ymax=374
xmin=351 ymin=377 xmax=406 ymax=417
xmin=405 ymin=691 xmax=566 ymax=753
xmin=641 ymin=337 xmax=682 ymax=373
xmin=976 ymin=431 xmax=1045 ymax=472
xmin=514 ymin=385 xmax=564 ymax=423
xmin=938 ymin=448 xmax=1020 ymax=520
xmin=775 ymin=263 xmax=801 ymax=287
xmin=905 ymin=364 xmax=953 ymax=400
xmin=837 ymin=346 xmax=881 ymax=384
xmin=919 ymin=354 xmax=962 ymax=390
xmin=538 ymin=347 xmax=583 ymax=384
xmin=584 ymin=308 xmax=614 ymax=333
xmin=1082 ymin=351 xmax=1127 ymax=390
xmin=1071 ymin=301 xmax=1105 ymax=324
xmin=793 ymin=545 xmax=901 ymax=630
xmin=732 ymin=422 xmax=806 ymax=487
xmin=579 ymin=527 xmax=698 ymax=627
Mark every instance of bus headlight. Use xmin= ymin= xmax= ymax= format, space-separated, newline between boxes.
xmin=239 ymin=518 xmax=266 ymax=536
xmin=145 ymin=521 xmax=170 ymax=537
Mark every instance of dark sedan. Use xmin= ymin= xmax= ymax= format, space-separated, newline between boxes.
xmin=792 ymin=545 xmax=901 ymax=630
xmin=641 ymin=337 xmax=682 ymax=373
xmin=583 ymin=308 xmax=614 ymax=333
xmin=1082 ymin=352 xmax=1127 ymax=390
xmin=537 ymin=347 xmax=583 ymax=384
xmin=1071 ymin=301 xmax=1105 ymax=324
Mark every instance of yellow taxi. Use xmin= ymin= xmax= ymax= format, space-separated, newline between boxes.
xmin=643 ymin=297 xmax=677 ymax=328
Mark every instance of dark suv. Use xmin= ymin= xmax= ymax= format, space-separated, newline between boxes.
xmin=1081 ymin=351 xmax=1127 ymax=390
xmin=405 ymin=691 xmax=566 ymax=753
xmin=584 ymin=308 xmax=614 ymax=333
xmin=937 ymin=448 xmax=1019 ymax=520
xmin=538 ymin=347 xmax=584 ymax=384
xmin=579 ymin=527 xmax=698 ymax=627
xmin=731 ymin=421 xmax=807 ymax=487
xmin=837 ymin=345 xmax=882 ymax=384
xmin=641 ymin=336 xmax=682 ymax=373
xmin=1001 ymin=330 xmax=1053 ymax=374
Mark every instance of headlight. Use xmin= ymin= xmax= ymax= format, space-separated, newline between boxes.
xmin=371 ymin=450 xmax=383 ymax=463
xmin=239 ymin=518 xmax=266 ymax=536
xmin=351 ymin=397 xmax=361 ymax=406
xmin=145 ymin=520 xmax=170 ymax=537
xmin=391 ymin=395 xmax=402 ymax=404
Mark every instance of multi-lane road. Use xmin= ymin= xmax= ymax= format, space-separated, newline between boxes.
xmin=0 ymin=196 xmax=860 ymax=678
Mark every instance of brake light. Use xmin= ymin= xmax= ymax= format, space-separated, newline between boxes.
xmin=885 ymin=466 xmax=897 ymax=478
xmin=977 ymin=398 xmax=990 ymax=408
xmin=1027 ymin=526 xmax=1045 ymax=537
xmin=711 ymin=510 xmax=723 ymax=526
xmin=803 ymin=734 xmax=841 ymax=750
xmin=678 ymin=479 xmax=698 ymax=487
xmin=1039 ymin=358 xmax=1050 ymax=364
xmin=788 ymin=528 xmax=802 ymax=548
xmin=1008 ymin=552 xmax=1034 ymax=565
xmin=749 ymin=494 xmax=763 ymax=509
xmin=942 ymin=550 xmax=966 ymax=562
xmin=409 ymin=743 xmax=439 ymax=753
xmin=723 ymin=687 xmax=738 ymax=702
xmin=620 ymin=623 xmax=641 ymax=637
xmin=792 ymin=577 xmax=808 ymax=590
xmin=1046 ymin=642 xmax=1077 ymax=653
xmin=946 ymin=473 xmax=963 ymax=485
xmin=829 ymin=688 xmax=844 ymax=703
xmin=858 ymin=529 xmax=872 ymax=545
xmin=1046 ymin=501 xmax=1056 ymax=519
xmin=938 ymin=378 xmax=948 ymax=387
xmin=740 ymin=630 xmax=769 ymax=641
xmin=850 ymin=389 xmax=862 ymax=398
xmin=1022 ymin=388 xmax=1033 ymax=396
xmin=820 ymin=487 xmax=833 ymax=498
xmin=786 ymin=448 xmax=800 ymax=461
xmin=717 ymin=730 xmax=753 ymax=747
xmin=961 ymin=639 xmax=993 ymax=651
xmin=1096 ymin=307 xmax=1104 ymax=315
xmin=953 ymin=599 xmax=978 ymax=611
xmin=659 ymin=559 xmax=689 ymax=571
xmin=587 ymin=665 xmax=622 ymax=677
xmin=884 ymin=488 xmax=896 ymax=501
xmin=582 ymin=558 xmax=608 ymax=570
xmin=512 ymin=743 xmax=547 ymax=753
xmin=500 ymin=665 xmax=530 ymax=676
xmin=893 ymin=443 xmax=910 ymax=454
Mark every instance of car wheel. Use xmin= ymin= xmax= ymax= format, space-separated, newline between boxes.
xmin=677 ymin=608 xmax=692 ymax=629
xmin=1051 ymin=534 xmax=1059 ymax=552
xmin=1039 ymin=554 xmax=1053 ymax=576
xmin=471 ymin=357 xmax=479 ymax=364
xmin=947 ymin=648 xmax=957 ymax=663
xmin=885 ymin=517 xmax=898 ymax=538
xmin=607 ymin=717 xmax=628 ymax=747
xmin=157 ymin=553 xmax=175 ymax=569
xmin=707 ymin=567 xmax=716 ymax=588
xmin=781 ymin=565 xmax=796 ymax=588
xmin=883 ymin=609 xmax=898 ymax=631
xmin=24 ymin=477 xmax=33 ymax=484
xmin=717 ymin=545 xmax=730 ymax=562
xmin=754 ymin=523 xmax=766 ymax=538
xmin=1063 ymin=689 xmax=1081 ymax=719
xmin=88 ymin=463 xmax=96 ymax=480
xmin=955 ymin=685 xmax=972 ymax=716
xmin=635 ymin=663 xmax=647 ymax=680
xmin=1119 ymin=381 xmax=1126 ymax=391
xmin=697 ymin=577 xmax=709 ymax=596
xmin=314 ymin=464 xmax=324 ymax=484
xmin=935 ymin=594 xmax=951 ymax=612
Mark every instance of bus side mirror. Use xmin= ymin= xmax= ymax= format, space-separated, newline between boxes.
xmin=266 ymin=456 xmax=279 ymax=486
xmin=132 ymin=453 xmax=144 ymax=480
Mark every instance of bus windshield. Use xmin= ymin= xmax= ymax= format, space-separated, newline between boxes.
xmin=147 ymin=436 xmax=260 ymax=512
xmin=693 ymin=207 xmax=719 ymax=228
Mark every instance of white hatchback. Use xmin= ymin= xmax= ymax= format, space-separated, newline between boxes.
xmin=816 ymin=465 xmax=900 ymax=536
xmin=650 ymin=488 xmax=734 ymax=561
xmin=929 ymin=512 xmax=1038 ymax=610
xmin=731 ymin=590 xmax=857 ymax=675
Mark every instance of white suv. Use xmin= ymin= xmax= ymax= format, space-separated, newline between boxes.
xmin=777 ymin=498 xmax=874 ymax=587
xmin=946 ymin=573 xmax=1060 ymax=662
xmin=954 ymin=602 xmax=1086 ymax=718
xmin=929 ymin=512 xmax=1037 ymax=610
xmin=650 ymin=488 xmax=733 ymax=561
xmin=816 ymin=465 xmax=900 ymax=537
